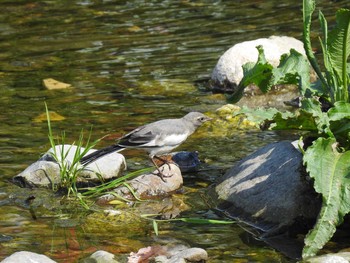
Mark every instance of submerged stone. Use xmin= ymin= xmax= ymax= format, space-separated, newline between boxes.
xmin=129 ymin=244 xmax=208 ymax=263
xmin=82 ymin=250 xmax=120 ymax=263
xmin=42 ymin=78 xmax=72 ymax=90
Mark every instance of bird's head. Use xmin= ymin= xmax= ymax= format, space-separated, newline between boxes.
xmin=183 ymin=112 xmax=212 ymax=127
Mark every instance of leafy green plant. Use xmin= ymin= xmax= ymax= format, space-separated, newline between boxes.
xmin=227 ymin=0 xmax=350 ymax=258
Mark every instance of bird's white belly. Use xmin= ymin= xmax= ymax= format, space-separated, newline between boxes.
xmin=142 ymin=133 xmax=188 ymax=156
xmin=144 ymin=145 xmax=178 ymax=157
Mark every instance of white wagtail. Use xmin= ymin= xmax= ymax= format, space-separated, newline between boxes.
xmin=80 ymin=112 xmax=212 ymax=174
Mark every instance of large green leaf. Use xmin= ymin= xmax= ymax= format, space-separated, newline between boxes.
xmin=271 ymin=49 xmax=312 ymax=97
xmin=318 ymin=10 xmax=337 ymax=102
xmin=269 ymin=110 xmax=318 ymax=131
xmin=230 ymin=46 xmax=314 ymax=103
xmin=227 ymin=46 xmax=273 ymax=103
xmin=328 ymin=9 xmax=350 ymax=91
xmin=234 ymin=106 xmax=282 ymax=127
xmin=235 ymin=105 xmax=318 ymax=132
xmin=240 ymin=45 xmax=273 ymax=92
xmin=328 ymin=101 xmax=350 ymax=121
xmin=303 ymin=137 xmax=350 ymax=258
xmin=303 ymin=0 xmax=328 ymax=91
xmin=301 ymin=98 xmax=331 ymax=135
xmin=327 ymin=101 xmax=350 ymax=145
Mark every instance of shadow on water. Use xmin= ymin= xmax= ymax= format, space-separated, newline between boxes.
xmin=0 ymin=0 xmax=349 ymax=262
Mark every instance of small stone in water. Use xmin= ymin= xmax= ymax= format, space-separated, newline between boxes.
xmin=42 ymin=78 xmax=72 ymax=90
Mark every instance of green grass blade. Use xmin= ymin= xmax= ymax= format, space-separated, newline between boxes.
xmin=152 ymin=220 xmax=159 ymax=236
xmin=81 ymin=167 xmax=153 ymax=197
xmin=179 ymin=218 xmax=234 ymax=224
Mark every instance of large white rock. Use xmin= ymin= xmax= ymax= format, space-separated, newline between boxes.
xmin=1 ymin=251 xmax=56 ymax=263
xmin=13 ymin=145 xmax=126 ymax=188
xmin=211 ymin=36 xmax=306 ymax=87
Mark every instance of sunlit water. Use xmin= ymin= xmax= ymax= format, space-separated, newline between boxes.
xmin=0 ymin=1 xmax=348 ymax=262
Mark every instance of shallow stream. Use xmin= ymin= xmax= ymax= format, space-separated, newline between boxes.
xmin=0 ymin=1 xmax=348 ymax=262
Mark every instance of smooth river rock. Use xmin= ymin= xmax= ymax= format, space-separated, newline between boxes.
xmin=97 ymin=163 xmax=183 ymax=202
xmin=1 ymin=251 xmax=56 ymax=263
xmin=211 ymin=36 xmax=306 ymax=89
xmin=13 ymin=145 xmax=126 ymax=188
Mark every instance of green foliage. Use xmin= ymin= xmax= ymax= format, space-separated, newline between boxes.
xmin=303 ymin=137 xmax=350 ymax=257
xmin=45 ymin=103 xmax=100 ymax=208
xmin=227 ymin=46 xmax=313 ymax=103
xmin=303 ymin=0 xmax=350 ymax=103
xmin=231 ymin=0 xmax=350 ymax=258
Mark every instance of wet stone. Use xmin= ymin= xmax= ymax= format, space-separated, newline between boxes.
xmin=207 ymin=141 xmax=321 ymax=258
xmin=171 ymin=151 xmax=201 ymax=173
xmin=97 ymin=163 xmax=183 ymax=202
xmin=83 ymin=250 xmax=120 ymax=263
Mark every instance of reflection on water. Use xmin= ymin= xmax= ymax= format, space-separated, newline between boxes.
xmin=0 ymin=0 xmax=348 ymax=262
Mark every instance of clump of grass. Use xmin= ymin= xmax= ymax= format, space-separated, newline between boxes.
xmin=45 ymin=103 xmax=148 ymax=208
xmin=45 ymin=102 xmax=101 ymax=208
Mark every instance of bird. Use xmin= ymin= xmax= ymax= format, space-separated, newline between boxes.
xmin=80 ymin=112 xmax=212 ymax=174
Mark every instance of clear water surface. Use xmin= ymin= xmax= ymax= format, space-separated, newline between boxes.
xmin=0 ymin=1 xmax=348 ymax=262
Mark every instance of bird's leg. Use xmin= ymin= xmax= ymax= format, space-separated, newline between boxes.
xmin=150 ymin=156 xmax=173 ymax=180
xmin=154 ymin=155 xmax=172 ymax=170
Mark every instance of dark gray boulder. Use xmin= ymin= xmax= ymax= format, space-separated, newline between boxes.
xmin=207 ymin=141 xmax=321 ymax=258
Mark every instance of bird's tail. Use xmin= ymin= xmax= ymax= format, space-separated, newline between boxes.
xmin=80 ymin=144 xmax=124 ymax=166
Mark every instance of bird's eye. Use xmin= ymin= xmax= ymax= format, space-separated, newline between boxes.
xmin=198 ymin=117 xmax=205 ymax=121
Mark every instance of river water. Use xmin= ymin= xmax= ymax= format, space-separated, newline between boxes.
xmin=0 ymin=1 xmax=348 ymax=262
